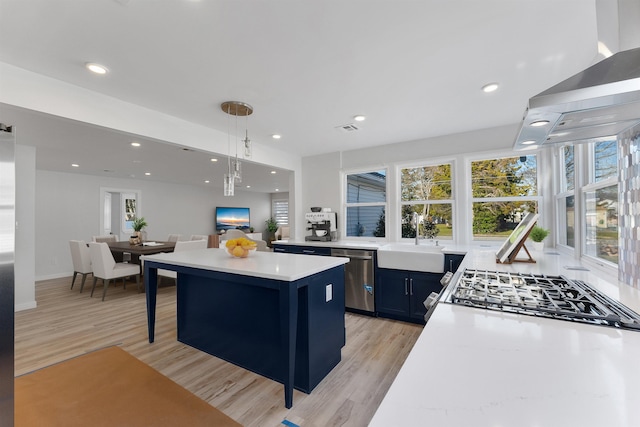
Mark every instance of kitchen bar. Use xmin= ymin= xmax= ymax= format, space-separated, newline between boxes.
xmin=142 ymin=248 xmax=348 ymax=409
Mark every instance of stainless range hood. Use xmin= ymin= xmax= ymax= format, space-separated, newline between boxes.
xmin=514 ymin=46 xmax=640 ymax=150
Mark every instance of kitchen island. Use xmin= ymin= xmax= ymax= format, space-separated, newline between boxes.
xmin=369 ymin=248 xmax=640 ymax=427
xmin=142 ymin=248 xmax=348 ymax=409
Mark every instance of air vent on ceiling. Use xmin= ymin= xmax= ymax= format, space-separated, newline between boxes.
xmin=335 ymin=123 xmax=359 ymax=132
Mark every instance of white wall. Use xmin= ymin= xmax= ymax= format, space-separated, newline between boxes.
xmin=15 ymin=145 xmax=36 ymax=311
xmin=35 ymin=170 xmax=271 ymax=280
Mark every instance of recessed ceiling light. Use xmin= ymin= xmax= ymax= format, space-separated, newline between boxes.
xmin=71 ymin=163 xmax=79 ymax=168
xmin=275 ymin=188 xmax=279 ymax=192
xmin=272 ymin=134 xmax=281 ymax=140
xmin=144 ymin=172 xmax=151 ymax=176
xmin=482 ymin=83 xmax=499 ymax=93
xmin=521 ymin=140 xmax=536 ymax=145
xmin=131 ymin=142 xmax=141 ymax=147
xmin=210 ymin=158 xmax=218 ymax=162
xmin=530 ymin=120 xmax=550 ymax=127
xmin=204 ymin=180 xmax=210 ymax=183
xmin=271 ymin=170 xmax=277 ymax=174
xmin=246 ymin=185 xmax=251 ymax=188
xmin=85 ymin=62 xmax=109 ymax=75
xmin=353 ymin=115 xmax=366 ymax=122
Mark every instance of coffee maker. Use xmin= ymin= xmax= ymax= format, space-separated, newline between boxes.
xmin=305 ymin=210 xmax=337 ymax=242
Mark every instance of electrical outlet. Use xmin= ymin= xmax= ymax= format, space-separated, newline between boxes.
xmin=325 ymin=284 xmax=332 ymax=302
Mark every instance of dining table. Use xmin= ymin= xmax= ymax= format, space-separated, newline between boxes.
xmin=107 ymin=241 xmax=175 ymax=264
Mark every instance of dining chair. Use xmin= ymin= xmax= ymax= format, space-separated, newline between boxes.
xmin=92 ymin=235 xmax=118 ymax=243
xmin=158 ymin=239 xmax=208 ymax=282
xmin=88 ymin=242 xmax=140 ymax=301
xmin=69 ymin=240 xmax=92 ymax=292
xmin=190 ymin=234 xmax=208 ymax=241
xmin=275 ymin=226 xmax=290 ymax=240
xmin=167 ymin=234 xmax=182 ymax=242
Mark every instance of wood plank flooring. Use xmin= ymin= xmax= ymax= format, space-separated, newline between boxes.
xmin=15 ymin=276 xmax=423 ymax=427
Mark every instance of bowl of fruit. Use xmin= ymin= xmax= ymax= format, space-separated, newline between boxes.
xmin=225 ymin=237 xmax=258 ymax=258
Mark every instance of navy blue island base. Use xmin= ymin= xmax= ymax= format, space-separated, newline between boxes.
xmin=143 ymin=250 xmax=346 ymax=408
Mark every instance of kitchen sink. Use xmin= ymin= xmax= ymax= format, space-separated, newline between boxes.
xmin=377 ymin=243 xmax=445 ymax=273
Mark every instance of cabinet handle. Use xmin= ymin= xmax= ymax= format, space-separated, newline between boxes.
xmin=302 ymin=250 xmax=315 ymax=254
xmin=450 ymin=259 xmax=453 ymax=272
xmin=409 ymin=278 xmax=413 ymax=296
xmin=404 ymin=278 xmax=408 ymax=295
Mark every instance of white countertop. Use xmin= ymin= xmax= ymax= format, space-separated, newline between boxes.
xmin=142 ymin=247 xmax=348 ymax=282
xmin=369 ymin=248 xmax=640 ymax=427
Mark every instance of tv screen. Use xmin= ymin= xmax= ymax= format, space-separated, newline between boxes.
xmin=216 ymin=207 xmax=250 ymax=231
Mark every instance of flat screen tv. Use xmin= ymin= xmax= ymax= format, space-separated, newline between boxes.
xmin=216 ymin=207 xmax=250 ymax=231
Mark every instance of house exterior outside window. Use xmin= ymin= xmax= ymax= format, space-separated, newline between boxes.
xmin=345 ymin=170 xmax=386 ymax=237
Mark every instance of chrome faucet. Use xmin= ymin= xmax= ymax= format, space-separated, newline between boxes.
xmin=413 ymin=212 xmax=420 ymax=245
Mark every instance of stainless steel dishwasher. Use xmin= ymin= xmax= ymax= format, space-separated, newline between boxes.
xmin=331 ymin=248 xmax=375 ymax=314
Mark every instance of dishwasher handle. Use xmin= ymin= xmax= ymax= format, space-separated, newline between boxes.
xmin=344 ymin=254 xmax=372 ymax=260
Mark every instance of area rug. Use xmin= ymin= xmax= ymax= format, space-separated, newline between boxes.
xmin=15 ymin=346 xmax=242 ymax=427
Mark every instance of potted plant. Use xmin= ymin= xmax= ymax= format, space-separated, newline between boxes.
xmin=529 ymin=225 xmax=550 ymax=252
xmin=131 ymin=216 xmax=148 ymax=244
xmin=265 ymin=217 xmax=278 ymax=248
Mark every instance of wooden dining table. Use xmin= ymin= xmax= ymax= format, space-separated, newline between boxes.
xmin=107 ymin=241 xmax=175 ymax=264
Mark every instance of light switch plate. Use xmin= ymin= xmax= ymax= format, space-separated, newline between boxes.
xmin=325 ymin=284 xmax=332 ymax=302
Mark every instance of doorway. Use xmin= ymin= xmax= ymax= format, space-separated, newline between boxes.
xmin=99 ymin=187 xmax=142 ymax=242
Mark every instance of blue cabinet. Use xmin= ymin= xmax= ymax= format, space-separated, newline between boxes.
xmin=376 ymin=269 xmax=443 ymax=324
xmin=444 ymin=253 xmax=465 ymax=273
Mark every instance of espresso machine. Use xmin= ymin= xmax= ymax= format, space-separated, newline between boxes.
xmin=305 ymin=210 xmax=338 ymax=241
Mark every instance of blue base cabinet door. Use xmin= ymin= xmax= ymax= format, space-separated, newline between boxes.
xmin=377 ymin=269 xmax=443 ymax=324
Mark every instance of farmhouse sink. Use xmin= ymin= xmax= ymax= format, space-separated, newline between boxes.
xmin=377 ymin=243 xmax=445 ymax=273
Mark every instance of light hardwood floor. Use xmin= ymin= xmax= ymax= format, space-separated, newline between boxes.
xmin=15 ymin=276 xmax=423 ymax=427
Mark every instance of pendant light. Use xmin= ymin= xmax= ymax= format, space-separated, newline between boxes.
xmin=221 ymin=101 xmax=253 ymax=196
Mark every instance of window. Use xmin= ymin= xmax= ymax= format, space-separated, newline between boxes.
xmin=556 ymin=146 xmax=575 ymax=248
xmin=345 ymin=170 xmax=386 ymax=237
xmin=583 ymin=139 xmax=618 ymax=265
xmin=584 ymin=184 xmax=618 ymax=263
xmin=471 ymin=155 xmax=538 ymax=239
xmin=400 ymin=163 xmax=453 ymax=240
xmin=272 ymin=199 xmax=289 ymax=225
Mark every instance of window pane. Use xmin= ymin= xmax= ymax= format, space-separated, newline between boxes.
xmin=563 ymin=146 xmax=575 ymax=191
xmin=272 ymin=199 xmax=289 ymax=225
xmin=471 ymin=155 xmax=537 ymax=197
xmin=472 ymin=201 xmax=538 ymax=239
xmin=594 ymin=140 xmax=617 ymax=182
xmin=584 ymin=184 xmax=618 ymax=264
xmin=346 ymin=206 xmax=385 ymax=237
xmin=401 ymin=204 xmax=452 ymax=239
xmin=401 ymin=164 xmax=451 ymax=201
xmin=557 ymin=195 xmax=575 ymax=248
xmin=346 ymin=170 xmax=386 ymax=203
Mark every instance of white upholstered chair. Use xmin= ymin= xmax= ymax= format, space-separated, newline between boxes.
xmin=190 ymin=234 xmax=208 ymax=241
xmin=158 ymin=239 xmax=208 ymax=281
xmin=88 ymin=242 xmax=140 ymax=301
xmin=275 ymin=226 xmax=290 ymax=240
xmin=69 ymin=240 xmax=92 ymax=292
xmin=167 ymin=234 xmax=182 ymax=242
xmin=223 ymin=229 xmax=268 ymax=252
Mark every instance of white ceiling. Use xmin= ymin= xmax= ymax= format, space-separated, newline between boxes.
xmin=0 ymin=0 xmax=605 ymax=192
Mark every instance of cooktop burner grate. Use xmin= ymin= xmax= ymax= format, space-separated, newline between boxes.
xmin=449 ymin=269 xmax=640 ymax=331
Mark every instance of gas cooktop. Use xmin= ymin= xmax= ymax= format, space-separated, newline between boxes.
xmin=448 ymin=269 xmax=640 ymax=331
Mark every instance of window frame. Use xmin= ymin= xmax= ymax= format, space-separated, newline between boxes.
xmin=342 ymin=167 xmax=388 ymax=239
xmin=398 ymin=161 xmax=455 ymax=242
xmin=467 ymin=153 xmax=541 ymax=242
